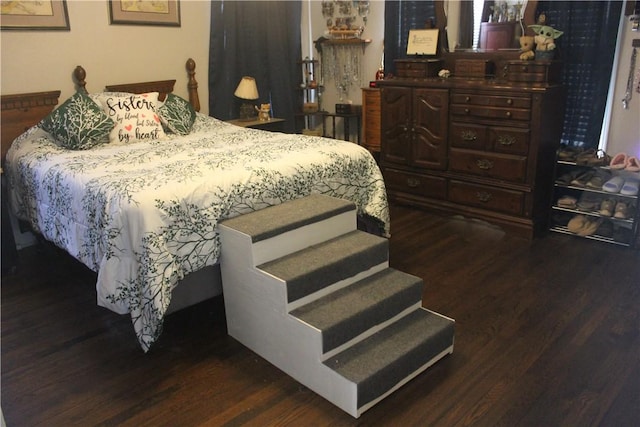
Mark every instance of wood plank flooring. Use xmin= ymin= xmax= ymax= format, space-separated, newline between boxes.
xmin=2 ymin=204 xmax=639 ymax=426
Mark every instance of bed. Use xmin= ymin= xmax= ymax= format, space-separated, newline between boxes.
xmin=2 ymin=59 xmax=389 ymax=352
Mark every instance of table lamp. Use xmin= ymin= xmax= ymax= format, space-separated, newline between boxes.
xmin=234 ymin=76 xmax=259 ymax=120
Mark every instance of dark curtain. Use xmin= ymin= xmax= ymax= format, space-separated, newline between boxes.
xmin=209 ymin=1 xmax=301 ymax=132
xmin=536 ymin=1 xmax=623 ymax=148
xmin=383 ymin=1 xmax=436 ymax=76
xmin=458 ymin=0 xmax=474 ymax=49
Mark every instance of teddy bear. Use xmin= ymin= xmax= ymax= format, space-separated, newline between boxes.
xmin=519 ymin=35 xmax=535 ymax=60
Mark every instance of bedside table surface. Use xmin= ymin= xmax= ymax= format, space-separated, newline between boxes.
xmin=227 ymin=118 xmax=285 ymax=128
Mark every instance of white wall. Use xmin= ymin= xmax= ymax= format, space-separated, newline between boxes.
xmin=1 ymin=0 xmax=210 ymax=115
xmin=606 ymin=14 xmax=640 ymax=158
xmin=302 ymin=0 xmax=384 ymax=115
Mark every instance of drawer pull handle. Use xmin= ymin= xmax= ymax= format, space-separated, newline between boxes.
xmin=505 ymin=111 xmax=512 ymax=118
xmin=507 ymin=98 xmax=513 ymax=105
xmin=465 ymin=96 xmax=471 ymax=102
xmin=461 ymin=130 xmax=477 ymax=141
xmin=476 ymin=191 xmax=492 ymax=202
xmin=464 ymin=108 xmax=470 ymax=114
xmin=477 ymin=159 xmax=494 ymax=170
xmin=498 ymin=135 xmax=516 ymax=146
xmin=407 ymin=177 xmax=420 ymax=188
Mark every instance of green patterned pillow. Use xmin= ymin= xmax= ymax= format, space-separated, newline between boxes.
xmin=158 ymin=93 xmax=196 ymax=135
xmin=40 ymin=91 xmax=114 ymax=150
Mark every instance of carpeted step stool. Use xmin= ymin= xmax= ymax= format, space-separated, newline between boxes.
xmin=218 ymin=194 xmax=454 ymax=418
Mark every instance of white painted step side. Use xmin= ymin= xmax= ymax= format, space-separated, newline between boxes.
xmin=219 ymin=243 xmax=361 ymax=416
xmin=251 ymin=209 xmax=356 ymax=266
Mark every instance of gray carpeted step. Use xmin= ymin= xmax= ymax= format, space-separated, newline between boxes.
xmin=323 ymin=308 xmax=455 ymax=408
xmin=220 ymin=194 xmax=355 ymax=243
xmin=291 ymin=268 xmax=423 ymax=353
xmin=258 ymin=230 xmax=388 ymax=303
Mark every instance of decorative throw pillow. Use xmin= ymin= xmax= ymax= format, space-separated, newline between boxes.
xmin=39 ymin=91 xmax=115 ymax=150
xmin=99 ymin=92 xmax=165 ymax=144
xmin=158 ymin=93 xmax=196 ymax=135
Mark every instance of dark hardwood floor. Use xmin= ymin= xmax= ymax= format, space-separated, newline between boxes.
xmin=2 ymin=204 xmax=639 ymax=426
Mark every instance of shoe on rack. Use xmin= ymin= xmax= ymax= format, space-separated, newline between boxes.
xmin=620 ymin=178 xmax=640 ymax=196
xmin=585 ymin=169 xmax=612 ymax=190
xmin=577 ymin=217 xmax=602 ymax=236
xmin=613 ymin=225 xmax=632 ymax=244
xmin=555 ymin=169 xmax=582 ymax=185
xmin=596 ymin=219 xmax=614 ymax=238
xmin=567 ymin=214 xmax=588 ymax=234
xmin=626 ymin=156 xmax=640 ymax=172
xmin=557 ymin=195 xmax=577 ymax=209
xmin=598 ymin=199 xmax=615 ymax=217
xmin=576 ymin=149 xmax=611 ymax=167
xmin=570 ymin=170 xmax=595 ymax=187
xmin=574 ymin=148 xmax=596 ymax=165
xmin=557 ymin=145 xmax=583 ymax=162
xmin=603 ymin=176 xmax=625 ymax=193
xmin=576 ymin=193 xmax=601 ymax=212
xmin=610 ymin=152 xmax=629 ymax=169
xmin=614 ymin=201 xmax=632 ymax=219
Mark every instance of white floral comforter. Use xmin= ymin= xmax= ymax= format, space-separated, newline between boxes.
xmin=5 ymin=114 xmax=389 ymax=351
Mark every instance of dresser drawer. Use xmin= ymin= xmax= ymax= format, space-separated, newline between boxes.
xmin=449 ymin=180 xmax=525 ymax=215
xmin=384 ymin=168 xmax=447 ymax=199
xmin=450 ymin=105 xmax=531 ymax=121
xmin=394 ymin=59 xmax=443 ymax=78
xmin=450 ymin=122 xmax=489 ymax=150
xmin=488 ymin=127 xmax=530 ymax=155
xmin=451 ymin=92 xmax=531 ymax=109
xmin=449 ymin=148 xmax=527 ymax=182
xmin=504 ymin=60 xmax=561 ymax=84
xmin=364 ymin=103 xmax=380 ymax=115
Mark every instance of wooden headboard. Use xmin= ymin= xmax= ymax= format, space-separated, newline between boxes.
xmin=0 ymin=90 xmax=61 ymax=162
xmin=73 ymin=58 xmax=200 ymax=112
xmin=1 ymin=58 xmax=200 ymax=162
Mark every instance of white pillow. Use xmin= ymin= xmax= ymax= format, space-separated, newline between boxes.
xmin=98 ymin=92 xmax=165 ymax=144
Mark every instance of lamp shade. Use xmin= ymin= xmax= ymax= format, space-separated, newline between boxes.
xmin=234 ymin=76 xmax=259 ymax=100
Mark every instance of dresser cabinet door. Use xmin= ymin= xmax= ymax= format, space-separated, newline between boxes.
xmin=412 ymin=88 xmax=449 ymax=170
xmin=381 ymin=87 xmax=412 ymax=165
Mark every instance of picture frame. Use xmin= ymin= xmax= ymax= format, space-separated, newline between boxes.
xmin=0 ymin=0 xmax=70 ymax=31
xmin=406 ymin=29 xmax=439 ymax=56
xmin=108 ymin=0 xmax=180 ymax=27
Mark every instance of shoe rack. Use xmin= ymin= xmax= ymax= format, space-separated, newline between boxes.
xmin=549 ymin=151 xmax=639 ymax=248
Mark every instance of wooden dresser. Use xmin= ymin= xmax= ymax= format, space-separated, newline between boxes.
xmin=361 ymin=88 xmax=381 ymax=153
xmin=378 ymin=62 xmax=565 ymax=238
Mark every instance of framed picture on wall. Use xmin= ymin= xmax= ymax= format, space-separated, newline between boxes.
xmin=108 ymin=0 xmax=181 ymax=27
xmin=0 ymin=0 xmax=70 ymax=31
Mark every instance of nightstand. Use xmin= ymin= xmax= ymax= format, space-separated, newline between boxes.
xmin=226 ymin=117 xmax=286 ymax=132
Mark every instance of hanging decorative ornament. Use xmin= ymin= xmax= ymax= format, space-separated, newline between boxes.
xmin=622 ymin=47 xmax=637 ymax=109
xmin=321 ymin=0 xmax=335 ymax=31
